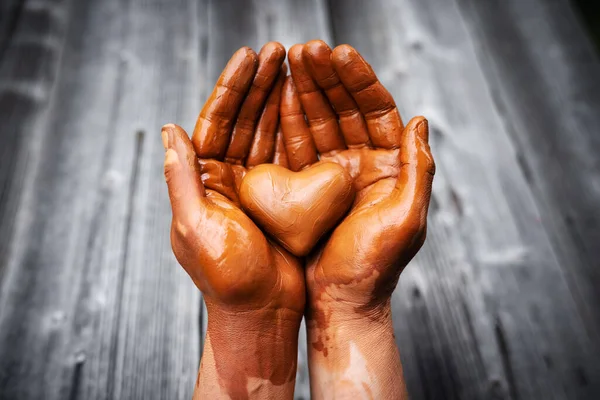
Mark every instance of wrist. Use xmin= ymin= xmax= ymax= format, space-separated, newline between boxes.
xmin=307 ymin=279 xmax=393 ymax=325
xmin=306 ymin=298 xmax=407 ymax=399
xmin=306 ymin=298 xmax=393 ymax=361
xmin=195 ymin=306 xmax=302 ymax=399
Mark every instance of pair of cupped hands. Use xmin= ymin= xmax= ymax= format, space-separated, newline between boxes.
xmin=163 ymin=40 xmax=434 ymax=398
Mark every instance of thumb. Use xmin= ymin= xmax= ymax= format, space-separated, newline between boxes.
xmin=395 ymin=116 xmax=435 ymax=205
xmin=162 ymin=123 xmax=206 ymax=222
xmin=385 ymin=116 xmax=435 ymax=243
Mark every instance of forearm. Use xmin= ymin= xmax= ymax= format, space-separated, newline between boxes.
xmin=194 ymin=307 xmax=301 ymax=399
xmin=306 ymin=302 xmax=408 ymax=399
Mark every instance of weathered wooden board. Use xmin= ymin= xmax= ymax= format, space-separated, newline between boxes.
xmin=456 ymin=0 xmax=600 ymax=337
xmin=0 ymin=0 xmax=201 ymax=399
xmin=0 ymin=0 xmax=599 ymax=399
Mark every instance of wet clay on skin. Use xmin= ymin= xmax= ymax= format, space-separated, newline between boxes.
xmin=164 ymin=35 xmax=434 ymax=399
xmin=163 ymin=42 xmax=306 ymax=400
xmin=201 ymin=305 xmax=302 ymax=400
xmin=279 ymin=41 xmax=434 ymax=399
xmin=281 ymin=39 xmax=436 ymax=319
xmin=240 ymin=162 xmax=354 ymax=257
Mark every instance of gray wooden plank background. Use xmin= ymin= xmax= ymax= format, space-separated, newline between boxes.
xmin=0 ymin=0 xmax=599 ymax=399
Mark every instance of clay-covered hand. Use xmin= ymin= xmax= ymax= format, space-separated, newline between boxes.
xmin=163 ymin=43 xmax=303 ymax=399
xmin=283 ymin=40 xmax=435 ymax=316
xmin=281 ymin=41 xmax=435 ymax=398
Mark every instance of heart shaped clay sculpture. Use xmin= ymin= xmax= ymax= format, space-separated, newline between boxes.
xmin=239 ymin=162 xmax=355 ymax=257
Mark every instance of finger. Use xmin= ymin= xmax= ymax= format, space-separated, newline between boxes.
xmin=280 ymin=76 xmax=318 ymax=171
xmin=192 ymin=47 xmax=258 ymax=159
xmin=225 ymin=42 xmax=286 ymax=164
xmin=303 ymin=40 xmax=370 ymax=148
xmin=245 ymin=64 xmax=287 ymax=168
xmin=288 ymin=44 xmax=346 ymax=154
xmin=162 ymin=124 xmax=206 ymax=222
xmin=388 ymin=117 xmax=435 ymax=237
xmin=272 ymin=124 xmax=289 ymax=168
xmin=331 ymin=44 xmax=404 ymax=149
xmin=198 ymin=159 xmax=241 ymax=205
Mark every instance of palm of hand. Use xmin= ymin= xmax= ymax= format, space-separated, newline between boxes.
xmin=194 ymin=178 xmax=303 ymax=315
xmin=317 ymin=144 xmax=425 ymax=309
xmin=282 ymin=41 xmax=434 ymax=311
xmin=163 ymin=43 xmax=304 ymax=315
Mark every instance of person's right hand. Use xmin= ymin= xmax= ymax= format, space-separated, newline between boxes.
xmin=163 ymin=43 xmax=304 ymax=400
xmin=281 ymin=41 xmax=435 ymax=399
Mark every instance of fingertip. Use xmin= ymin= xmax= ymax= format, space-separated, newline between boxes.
xmin=162 ymin=123 xmax=185 ymax=139
xmin=258 ymin=42 xmax=286 ymax=73
xmin=303 ymin=40 xmax=331 ymax=60
xmin=235 ymin=46 xmax=258 ymax=62
xmin=406 ymin=116 xmax=429 ymax=142
xmin=331 ymin=44 xmax=376 ymax=92
xmin=161 ymin=123 xmax=176 ymax=149
xmin=288 ymin=44 xmax=305 ymax=77
xmin=303 ymin=40 xmax=337 ymax=88
xmin=227 ymin=46 xmax=258 ymax=77
xmin=417 ymin=117 xmax=429 ymax=142
xmin=161 ymin=123 xmax=177 ymax=130
xmin=162 ymin=123 xmax=188 ymax=148
xmin=260 ymin=41 xmax=286 ymax=60
xmin=280 ymin=76 xmax=300 ymax=113
xmin=289 ymin=44 xmax=321 ymax=95
xmin=272 ymin=125 xmax=289 ymax=168
xmin=404 ymin=116 xmax=435 ymax=176
xmin=163 ymin=124 xmax=198 ymax=159
xmin=331 ymin=44 xmax=357 ymax=65
xmin=305 ymin=39 xmax=329 ymax=50
xmin=288 ymin=44 xmax=304 ymax=63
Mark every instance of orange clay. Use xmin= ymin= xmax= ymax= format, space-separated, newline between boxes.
xmin=239 ymin=162 xmax=354 ymax=256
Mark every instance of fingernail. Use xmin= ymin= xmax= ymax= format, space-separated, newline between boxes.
xmin=161 ymin=131 xmax=168 ymax=149
xmin=161 ymin=124 xmax=175 ymax=149
xmin=417 ymin=118 xmax=429 ymax=141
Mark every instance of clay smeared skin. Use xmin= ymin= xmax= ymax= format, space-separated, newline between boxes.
xmin=163 ymin=43 xmax=304 ymax=400
xmin=282 ymin=41 xmax=435 ymax=399
xmin=239 ymin=162 xmax=355 ymax=257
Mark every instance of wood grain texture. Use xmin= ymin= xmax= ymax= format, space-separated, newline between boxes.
xmin=456 ymin=0 xmax=600 ymax=339
xmin=0 ymin=0 xmax=599 ymax=399
xmin=0 ymin=0 xmax=202 ymax=399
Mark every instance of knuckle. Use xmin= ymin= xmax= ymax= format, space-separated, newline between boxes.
xmin=287 ymin=135 xmax=312 ymax=147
